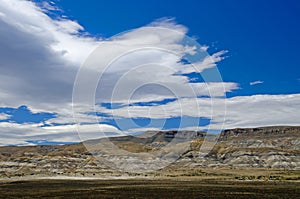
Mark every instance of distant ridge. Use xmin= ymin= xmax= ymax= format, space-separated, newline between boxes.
xmin=0 ymin=126 xmax=299 ymax=178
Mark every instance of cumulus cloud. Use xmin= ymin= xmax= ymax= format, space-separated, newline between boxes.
xmin=0 ymin=0 xmax=99 ymax=111
xmin=0 ymin=0 xmax=230 ymax=110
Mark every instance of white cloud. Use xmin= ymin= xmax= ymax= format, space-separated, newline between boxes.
xmin=0 ymin=122 xmax=123 ymax=146
xmin=250 ymin=80 xmax=264 ymax=86
xmin=0 ymin=0 xmax=99 ymax=111
xmin=0 ymin=0 xmax=229 ymax=111
xmin=179 ymin=50 xmax=228 ymax=74
xmin=40 ymin=1 xmax=61 ymax=12
xmin=0 ymin=113 xmax=10 ymax=120
xmin=98 ymin=94 xmax=300 ymax=129
xmin=212 ymin=94 xmax=300 ymax=129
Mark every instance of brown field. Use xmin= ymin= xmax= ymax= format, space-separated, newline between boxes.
xmin=0 ymin=178 xmax=299 ymax=199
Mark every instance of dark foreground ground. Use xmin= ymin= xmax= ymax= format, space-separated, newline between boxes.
xmin=0 ymin=179 xmax=299 ymax=199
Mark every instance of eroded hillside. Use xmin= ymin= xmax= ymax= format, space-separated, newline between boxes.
xmin=0 ymin=126 xmax=299 ymax=179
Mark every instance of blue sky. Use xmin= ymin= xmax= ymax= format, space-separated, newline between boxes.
xmin=0 ymin=0 xmax=299 ymax=145
xmin=56 ymin=0 xmax=300 ymax=95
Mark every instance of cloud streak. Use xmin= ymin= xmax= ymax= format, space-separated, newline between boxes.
xmin=0 ymin=113 xmax=10 ymax=120
xmin=250 ymin=80 xmax=264 ymax=86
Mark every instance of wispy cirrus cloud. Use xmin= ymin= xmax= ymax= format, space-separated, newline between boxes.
xmin=0 ymin=113 xmax=10 ymax=120
xmin=250 ymin=80 xmax=264 ymax=86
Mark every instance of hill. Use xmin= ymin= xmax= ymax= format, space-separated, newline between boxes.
xmin=0 ymin=126 xmax=299 ymax=180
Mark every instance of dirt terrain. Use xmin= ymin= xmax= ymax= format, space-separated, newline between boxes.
xmin=0 ymin=178 xmax=299 ymax=199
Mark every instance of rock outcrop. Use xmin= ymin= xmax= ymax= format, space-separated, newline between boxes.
xmin=0 ymin=126 xmax=299 ymax=177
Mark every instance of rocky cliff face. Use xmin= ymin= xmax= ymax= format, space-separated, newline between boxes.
xmin=181 ymin=126 xmax=300 ymax=169
xmin=0 ymin=126 xmax=299 ymax=177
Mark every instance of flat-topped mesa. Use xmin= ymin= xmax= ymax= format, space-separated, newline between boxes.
xmin=164 ymin=130 xmax=206 ymax=139
xmin=145 ymin=126 xmax=300 ymax=141
xmin=144 ymin=130 xmax=207 ymax=140
xmin=220 ymin=126 xmax=300 ymax=139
